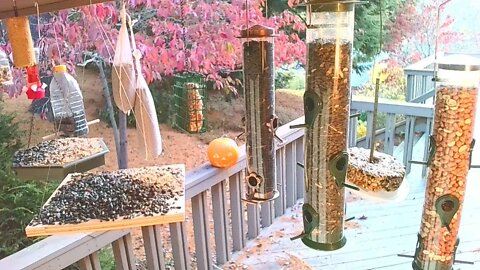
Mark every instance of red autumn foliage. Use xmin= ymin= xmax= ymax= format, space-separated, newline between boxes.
xmin=1 ymin=0 xmax=306 ymax=97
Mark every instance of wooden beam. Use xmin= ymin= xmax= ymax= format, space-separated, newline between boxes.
xmin=0 ymin=1 xmax=112 ymax=20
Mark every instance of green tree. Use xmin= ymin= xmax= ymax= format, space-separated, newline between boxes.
xmin=269 ymin=0 xmax=409 ymax=73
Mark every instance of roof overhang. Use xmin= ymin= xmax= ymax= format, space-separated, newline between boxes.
xmin=0 ymin=0 xmax=113 ymax=20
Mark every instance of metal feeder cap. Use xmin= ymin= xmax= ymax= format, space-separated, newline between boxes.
xmin=301 ymin=0 xmax=365 ymax=12
xmin=438 ymin=54 xmax=480 ymax=72
xmin=240 ymin=25 xmax=277 ymax=38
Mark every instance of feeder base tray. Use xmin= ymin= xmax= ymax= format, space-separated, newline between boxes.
xmin=345 ymin=177 xmax=410 ymax=203
xmin=301 ymin=235 xmax=346 ymax=251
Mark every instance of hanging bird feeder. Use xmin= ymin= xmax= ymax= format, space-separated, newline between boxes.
xmin=412 ymin=54 xmax=480 ymax=270
xmin=290 ymin=0 xmax=361 ymax=251
xmin=239 ymin=24 xmax=281 ymax=202
xmin=4 ymin=14 xmax=46 ymax=100
xmin=49 ymin=64 xmax=89 ymax=137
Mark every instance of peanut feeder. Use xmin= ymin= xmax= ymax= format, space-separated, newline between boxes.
xmin=412 ymin=54 xmax=480 ymax=270
xmin=291 ymin=0 xmax=361 ymax=251
xmin=239 ymin=25 xmax=280 ymax=202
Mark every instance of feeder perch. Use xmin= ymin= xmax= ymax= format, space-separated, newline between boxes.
xmin=49 ymin=65 xmax=89 ymax=137
xmin=239 ymin=24 xmax=280 ymax=202
xmin=412 ymin=54 xmax=480 ymax=270
xmin=291 ymin=0 xmax=362 ymax=251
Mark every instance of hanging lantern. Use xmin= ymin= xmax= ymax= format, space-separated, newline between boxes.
xmin=49 ymin=65 xmax=88 ymax=137
xmin=412 ymin=54 xmax=480 ymax=270
xmin=239 ymin=25 xmax=280 ymax=202
xmin=4 ymin=15 xmax=46 ymax=100
xmin=290 ymin=0 xmax=360 ymax=251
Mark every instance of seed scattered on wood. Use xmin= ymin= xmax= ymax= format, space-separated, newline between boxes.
xmin=13 ymin=138 xmax=104 ymax=167
xmin=30 ymin=166 xmax=184 ymax=226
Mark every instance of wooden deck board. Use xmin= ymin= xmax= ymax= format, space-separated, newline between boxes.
xmin=228 ymin=167 xmax=480 ymax=270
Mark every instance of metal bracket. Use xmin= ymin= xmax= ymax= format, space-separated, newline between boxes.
xmin=469 ymin=139 xmax=480 ymax=169
xmin=350 ymin=113 xmax=361 ymax=119
xmin=435 ymin=194 xmax=460 ymax=232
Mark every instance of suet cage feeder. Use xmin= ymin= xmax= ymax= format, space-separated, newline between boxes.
xmin=172 ymin=73 xmax=207 ymax=134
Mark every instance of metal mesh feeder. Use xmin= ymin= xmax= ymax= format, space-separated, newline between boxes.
xmin=172 ymin=73 xmax=207 ymax=134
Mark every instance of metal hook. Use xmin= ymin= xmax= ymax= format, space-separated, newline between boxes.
xmin=13 ymin=0 xmax=18 ymax=17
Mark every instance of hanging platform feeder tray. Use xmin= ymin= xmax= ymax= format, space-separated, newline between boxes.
xmin=345 ymin=147 xmax=410 ymax=203
xmin=12 ymin=138 xmax=109 ymax=181
xmin=25 ymin=165 xmax=185 ymax=237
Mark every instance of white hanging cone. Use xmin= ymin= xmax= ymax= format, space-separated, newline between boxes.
xmin=133 ymin=51 xmax=163 ymax=159
xmin=112 ymin=4 xmax=136 ymax=113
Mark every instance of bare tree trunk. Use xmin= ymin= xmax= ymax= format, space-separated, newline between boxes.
xmin=118 ymin=111 xmax=128 ymax=169
xmin=96 ymin=60 xmax=124 ymax=168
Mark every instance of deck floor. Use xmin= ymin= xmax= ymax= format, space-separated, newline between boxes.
xmin=226 ymin=114 xmax=480 ymax=269
xmin=226 ymin=169 xmax=480 ymax=270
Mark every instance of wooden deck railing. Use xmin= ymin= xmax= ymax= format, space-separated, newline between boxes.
xmin=0 ymin=98 xmax=434 ymax=270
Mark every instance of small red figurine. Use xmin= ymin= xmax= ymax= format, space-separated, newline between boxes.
xmin=24 ymin=65 xmax=46 ymax=100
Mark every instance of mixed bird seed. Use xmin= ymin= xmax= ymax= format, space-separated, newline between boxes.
xmin=31 ymin=166 xmax=184 ymax=225
xmin=13 ymin=138 xmax=104 ymax=167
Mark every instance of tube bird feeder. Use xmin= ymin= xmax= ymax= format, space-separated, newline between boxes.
xmin=412 ymin=54 xmax=480 ymax=270
xmin=240 ymin=25 xmax=280 ymax=202
xmin=291 ymin=0 xmax=360 ymax=251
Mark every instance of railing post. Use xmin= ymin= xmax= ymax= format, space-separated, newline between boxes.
xmin=247 ymin=203 xmax=260 ymax=239
xmin=349 ymin=109 xmax=358 ymax=147
xmin=191 ymin=191 xmax=212 ymax=269
xmin=229 ymin=171 xmax=246 ymax=251
xmin=384 ymin=113 xmax=396 ymax=155
xmin=78 ymin=252 xmax=101 ymax=270
xmin=403 ymin=116 xmax=416 ymax=174
xmin=406 ymin=73 xmax=416 ymax=102
xmin=169 ymin=222 xmax=191 ymax=270
xmin=260 ymin=201 xmax=274 ymax=228
xmin=295 ymin=138 xmax=305 ymax=200
xmin=211 ymin=181 xmax=230 ymax=265
xmin=422 ymin=117 xmax=433 ymax=178
xmin=142 ymin=225 xmax=166 ymax=270
xmin=285 ymin=142 xmax=296 ymax=208
xmin=112 ymin=234 xmax=136 ymax=270
xmin=274 ymin=147 xmax=286 ymax=217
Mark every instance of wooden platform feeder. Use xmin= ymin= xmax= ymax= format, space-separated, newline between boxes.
xmin=26 ymin=165 xmax=185 ymax=237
